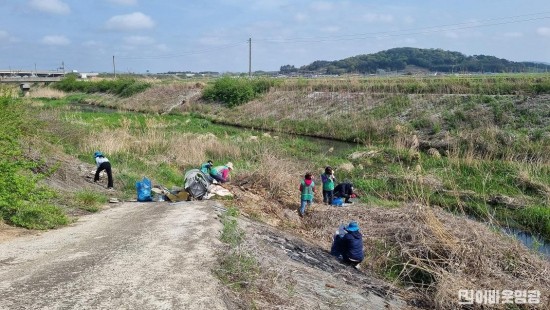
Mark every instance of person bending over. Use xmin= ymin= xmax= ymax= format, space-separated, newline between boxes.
xmin=209 ymin=162 xmax=233 ymax=183
xmin=334 ymin=182 xmax=355 ymax=204
xmin=200 ymin=160 xmax=214 ymax=182
xmin=94 ymin=151 xmax=113 ymax=190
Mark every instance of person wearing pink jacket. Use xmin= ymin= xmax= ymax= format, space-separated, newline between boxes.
xmin=209 ymin=162 xmax=234 ymax=183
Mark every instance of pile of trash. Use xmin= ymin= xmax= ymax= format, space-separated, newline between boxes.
xmin=135 ymin=169 xmax=233 ymax=203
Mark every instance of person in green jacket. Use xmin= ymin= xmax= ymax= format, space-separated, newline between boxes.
xmin=321 ymin=166 xmax=335 ymax=205
xmin=200 ymin=160 xmax=214 ymax=182
xmin=299 ymin=172 xmax=315 ymax=217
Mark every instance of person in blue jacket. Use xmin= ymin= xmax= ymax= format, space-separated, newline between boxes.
xmin=330 ymin=221 xmax=364 ymax=267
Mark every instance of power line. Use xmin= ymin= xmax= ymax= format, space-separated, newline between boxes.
xmin=254 ymin=13 xmax=550 ymax=44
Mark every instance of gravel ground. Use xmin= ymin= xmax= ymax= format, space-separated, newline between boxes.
xmin=0 ymin=201 xmax=230 ymax=310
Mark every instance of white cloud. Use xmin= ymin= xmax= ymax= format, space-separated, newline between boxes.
xmin=310 ymin=1 xmax=333 ymax=11
xmin=29 ymin=0 xmax=70 ymax=15
xmin=106 ymin=0 xmax=137 ymax=5
xmin=363 ymin=13 xmax=394 ymax=23
xmin=294 ymin=13 xmax=308 ymax=22
xmin=321 ymin=26 xmax=340 ymax=33
xmin=41 ymin=35 xmax=70 ymax=45
xmin=403 ymin=16 xmax=415 ymax=24
xmin=0 ymin=30 xmax=9 ymax=40
xmin=156 ymin=44 xmax=169 ymax=52
xmin=124 ymin=35 xmax=154 ymax=45
xmin=537 ymin=27 xmax=550 ymax=37
xmin=104 ymin=12 xmax=155 ymax=31
xmin=503 ymin=32 xmax=523 ymax=38
xmin=82 ymin=40 xmax=101 ymax=47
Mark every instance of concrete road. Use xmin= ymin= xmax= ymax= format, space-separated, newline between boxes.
xmin=0 ymin=201 xmax=229 ymax=310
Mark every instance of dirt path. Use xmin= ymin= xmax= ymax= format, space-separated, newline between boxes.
xmin=0 ymin=201 xmax=230 ymax=310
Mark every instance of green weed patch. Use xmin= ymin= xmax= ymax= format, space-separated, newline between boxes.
xmin=74 ymin=190 xmax=108 ymax=212
xmin=0 ymin=93 xmax=67 ymax=229
xmin=202 ymin=76 xmax=279 ymax=107
xmin=53 ymin=76 xmax=151 ymax=97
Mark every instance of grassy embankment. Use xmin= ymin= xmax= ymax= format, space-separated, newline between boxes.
xmin=36 ymin=74 xmax=550 ymax=242
xmin=0 ymin=87 xmax=67 ymax=229
xmin=8 ymin=75 xmax=549 ymax=308
xmin=191 ymin=74 xmax=550 ymax=241
xmin=0 ymin=78 xmax=153 ymax=228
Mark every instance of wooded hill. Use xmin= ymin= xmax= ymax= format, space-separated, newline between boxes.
xmin=280 ymin=47 xmax=550 ymax=75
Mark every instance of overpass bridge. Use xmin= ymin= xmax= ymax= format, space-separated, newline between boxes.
xmin=0 ymin=70 xmax=65 ymax=78
xmin=0 ymin=70 xmax=65 ymax=84
xmin=0 ymin=77 xmax=62 ymax=83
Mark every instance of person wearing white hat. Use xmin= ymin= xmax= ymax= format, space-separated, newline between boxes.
xmin=209 ymin=162 xmax=234 ymax=183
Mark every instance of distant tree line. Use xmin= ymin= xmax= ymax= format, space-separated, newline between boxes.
xmin=280 ymin=47 xmax=550 ymax=75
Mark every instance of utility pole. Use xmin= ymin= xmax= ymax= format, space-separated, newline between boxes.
xmin=248 ymin=38 xmax=252 ymax=77
xmin=113 ymin=55 xmax=116 ymax=78
xmin=62 ymin=61 xmax=65 ymax=74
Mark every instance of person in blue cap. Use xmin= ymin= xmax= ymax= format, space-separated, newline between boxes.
xmin=94 ymin=151 xmax=113 ymax=190
xmin=330 ymin=221 xmax=364 ymax=267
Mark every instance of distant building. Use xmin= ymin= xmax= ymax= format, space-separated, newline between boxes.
xmin=79 ymin=72 xmax=99 ymax=80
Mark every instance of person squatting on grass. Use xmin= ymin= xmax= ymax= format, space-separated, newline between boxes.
xmin=94 ymin=151 xmax=113 ymax=190
xmin=299 ymin=172 xmax=315 ymax=217
xmin=321 ymin=166 xmax=335 ymax=205
xmin=200 ymin=160 xmax=214 ymax=182
xmin=330 ymin=221 xmax=364 ymax=268
xmin=334 ymin=182 xmax=356 ymax=204
xmin=209 ymin=162 xmax=233 ymax=184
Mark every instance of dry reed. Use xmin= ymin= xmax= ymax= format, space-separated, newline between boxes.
xmin=303 ymin=204 xmax=550 ymax=309
xmin=81 ymin=116 xmax=241 ymax=167
xmin=28 ymin=88 xmax=66 ymax=99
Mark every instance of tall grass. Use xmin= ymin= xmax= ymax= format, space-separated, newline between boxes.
xmin=344 ymin=142 xmax=550 ymax=239
xmin=275 ymin=74 xmax=550 ymax=95
xmin=29 ymin=87 xmax=66 ymax=99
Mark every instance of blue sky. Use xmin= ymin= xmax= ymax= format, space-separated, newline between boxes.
xmin=1 ymin=0 xmax=549 ymax=73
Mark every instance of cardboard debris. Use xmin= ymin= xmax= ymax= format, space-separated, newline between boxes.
xmin=165 ymin=191 xmax=189 ymax=202
xmin=208 ymin=184 xmax=233 ymax=197
xmin=151 ymin=187 xmax=165 ymax=195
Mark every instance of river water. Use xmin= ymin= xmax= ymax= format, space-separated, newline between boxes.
xmin=501 ymin=227 xmax=550 ymax=259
